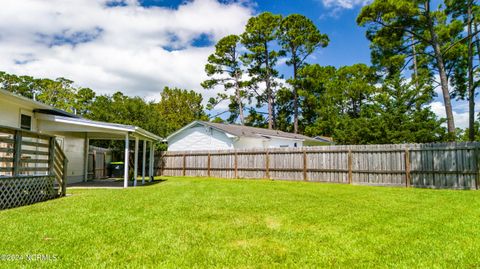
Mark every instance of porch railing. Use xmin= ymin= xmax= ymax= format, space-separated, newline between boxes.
xmin=0 ymin=126 xmax=68 ymax=210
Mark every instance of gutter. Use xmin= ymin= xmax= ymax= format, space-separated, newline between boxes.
xmin=133 ymin=127 xmax=162 ymax=141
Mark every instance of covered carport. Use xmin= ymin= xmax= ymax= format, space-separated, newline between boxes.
xmin=36 ymin=113 xmax=162 ymax=188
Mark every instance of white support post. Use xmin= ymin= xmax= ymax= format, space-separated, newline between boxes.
xmin=123 ymin=133 xmax=129 ymax=188
xmin=142 ymin=140 xmax=147 ymax=185
xmin=134 ymin=137 xmax=139 ymax=187
xmin=83 ymin=135 xmax=89 ymax=182
xmin=149 ymin=141 xmax=154 ymax=182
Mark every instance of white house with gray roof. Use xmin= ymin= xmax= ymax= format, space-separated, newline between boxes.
xmin=166 ymin=121 xmax=329 ymax=151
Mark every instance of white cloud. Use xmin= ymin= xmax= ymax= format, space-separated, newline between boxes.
xmin=429 ymin=101 xmax=477 ymax=129
xmin=0 ymin=0 xmax=253 ymax=101
xmin=318 ymin=0 xmax=371 ymax=19
xmin=321 ymin=0 xmax=371 ymax=9
xmin=428 ymin=74 xmax=480 ymax=129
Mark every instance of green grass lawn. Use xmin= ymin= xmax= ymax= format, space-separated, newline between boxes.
xmin=1 ymin=177 xmax=480 ymax=268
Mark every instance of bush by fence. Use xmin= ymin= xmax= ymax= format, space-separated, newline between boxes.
xmin=155 ymin=142 xmax=480 ymax=190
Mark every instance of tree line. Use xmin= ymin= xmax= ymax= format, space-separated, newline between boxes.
xmin=0 ymin=71 xmax=207 ymax=143
xmin=1 ymin=0 xmax=479 ymax=145
xmin=202 ymin=12 xmax=328 ymax=134
xmin=202 ymin=1 xmax=480 ymax=143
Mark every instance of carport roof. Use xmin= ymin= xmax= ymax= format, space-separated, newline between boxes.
xmin=37 ymin=113 xmax=162 ymax=141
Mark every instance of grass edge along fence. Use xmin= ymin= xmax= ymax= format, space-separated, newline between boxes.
xmin=155 ymin=142 xmax=480 ymax=190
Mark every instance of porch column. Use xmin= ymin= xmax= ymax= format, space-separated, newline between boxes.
xmin=123 ymin=133 xmax=129 ymax=188
xmin=133 ymin=137 xmax=139 ymax=187
xmin=149 ymin=141 xmax=154 ymax=182
xmin=83 ymin=135 xmax=89 ymax=182
xmin=142 ymin=140 xmax=147 ymax=185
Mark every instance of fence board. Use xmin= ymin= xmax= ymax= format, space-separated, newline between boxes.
xmin=155 ymin=142 xmax=480 ymax=190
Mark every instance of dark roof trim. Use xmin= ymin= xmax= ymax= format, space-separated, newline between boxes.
xmin=313 ymin=136 xmax=334 ymax=143
xmin=34 ymin=109 xmax=80 ymax=118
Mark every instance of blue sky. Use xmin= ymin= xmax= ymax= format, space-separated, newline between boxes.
xmin=253 ymin=1 xmax=372 ymax=67
xmin=138 ymin=0 xmax=372 ymax=68
xmin=0 ymin=0 xmax=475 ymax=128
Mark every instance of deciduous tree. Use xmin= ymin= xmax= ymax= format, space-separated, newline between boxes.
xmin=156 ymin=87 xmax=208 ymax=135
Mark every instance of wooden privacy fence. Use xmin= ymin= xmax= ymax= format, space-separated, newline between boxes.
xmin=156 ymin=142 xmax=480 ymax=190
xmin=87 ymin=147 xmax=113 ymax=180
xmin=0 ymin=126 xmax=67 ymax=210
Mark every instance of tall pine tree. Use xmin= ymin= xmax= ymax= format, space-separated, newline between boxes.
xmin=241 ymin=12 xmax=282 ymax=129
xmin=277 ymin=14 xmax=329 ymax=133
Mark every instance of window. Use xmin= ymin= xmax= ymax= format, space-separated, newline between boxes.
xmin=20 ymin=114 xmax=32 ymax=130
xmin=294 ymin=142 xmax=297 ymax=147
xmin=280 ymin=145 xmax=289 ymax=148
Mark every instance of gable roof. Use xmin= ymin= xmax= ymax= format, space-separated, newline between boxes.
xmin=167 ymin=120 xmax=318 ymax=142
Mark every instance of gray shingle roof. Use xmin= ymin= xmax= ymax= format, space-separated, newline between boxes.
xmin=199 ymin=121 xmax=318 ymax=141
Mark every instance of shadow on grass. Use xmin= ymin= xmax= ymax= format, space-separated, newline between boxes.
xmin=68 ymin=178 xmax=167 ymax=188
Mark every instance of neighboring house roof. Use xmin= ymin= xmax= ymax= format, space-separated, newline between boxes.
xmin=167 ymin=120 xmax=318 ymax=142
xmin=0 ymin=88 xmax=162 ymax=141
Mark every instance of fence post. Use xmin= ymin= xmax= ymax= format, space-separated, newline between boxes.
xmin=182 ymin=154 xmax=186 ymax=176
xmin=405 ymin=148 xmax=411 ymax=188
xmin=303 ymin=149 xmax=308 ymax=181
xmin=476 ymin=146 xmax=480 ymax=190
xmin=103 ymin=152 xmax=107 ymax=178
xmin=13 ymin=131 xmax=22 ymax=176
xmin=48 ymin=137 xmax=56 ymax=176
xmin=207 ymin=153 xmax=211 ymax=177
xmin=265 ymin=151 xmax=270 ymax=179
xmin=348 ymin=150 xmax=352 ymax=184
xmin=234 ymin=151 xmax=238 ymax=178
xmin=92 ymin=151 xmax=96 ymax=180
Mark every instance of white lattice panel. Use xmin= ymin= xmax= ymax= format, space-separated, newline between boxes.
xmin=0 ymin=176 xmax=56 ymax=210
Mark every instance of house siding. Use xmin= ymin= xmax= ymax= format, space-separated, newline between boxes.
xmin=0 ymin=97 xmax=86 ymax=184
xmin=168 ymin=126 xmax=234 ymax=151
xmin=49 ymin=132 xmax=86 ymax=184
xmin=234 ymin=137 xmax=302 ymax=149
xmin=168 ymin=126 xmax=305 ymax=151
xmin=234 ymin=137 xmax=265 ymax=149
xmin=0 ymin=97 xmax=38 ymax=131
xmin=265 ymin=138 xmax=302 ymax=148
